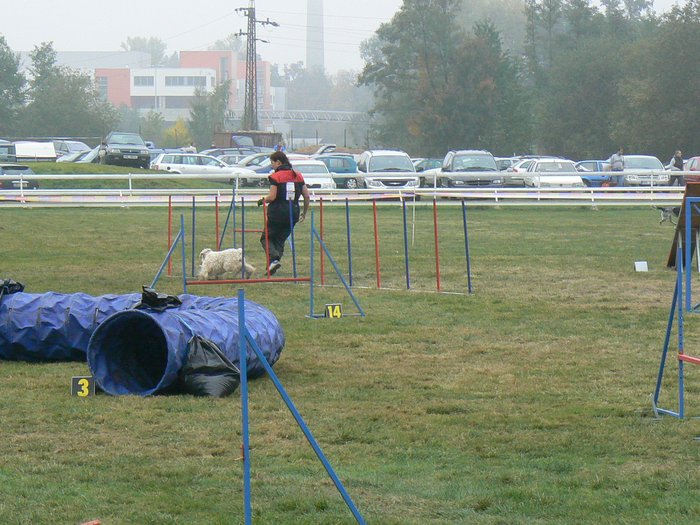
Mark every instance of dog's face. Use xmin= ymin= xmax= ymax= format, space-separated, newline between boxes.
xmin=199 ymin=248 xmax=212 ymax=263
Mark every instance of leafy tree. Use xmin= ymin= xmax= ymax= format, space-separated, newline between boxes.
xmin=20 ymin=42 xmax=118 ymax=138
xmin=612 ymin=5 xmax=700 ymax=157
xmin=535 ymin=36 xmax=622 ymax=158
xmin=163 ymin=118 xmax=191 ymax=148
xmin=458 ymin=0 xmax=527 ymax=55
xmin=0 ymin=36 xmax=26 ymax=135
xmin=121 ymin=36 xmax=178 ymax=66
xmin=140 ymin=111 xmax=165 ymax=146
xmin=209 ymin=34 xmax=244 ymax=58
xmin=188 ymin=81 xmax=230 ymax=149
xmin=360 ymin=1 xmax=531 ymax=156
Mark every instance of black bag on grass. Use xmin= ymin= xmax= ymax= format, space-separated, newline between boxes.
xmin=178 ymin=335 xmax=240 ymax=397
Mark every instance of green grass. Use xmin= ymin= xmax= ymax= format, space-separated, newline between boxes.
xmin=1 ymin=204 xmax=700 ymax=524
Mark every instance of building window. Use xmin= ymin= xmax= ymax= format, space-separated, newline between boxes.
xmin=134 ymin=76 xmax=155 ymax=86
xmin=96 ymin=76 xmax=108 ymax=100
xmin=165 ymin=76 xmax=207 ymax=87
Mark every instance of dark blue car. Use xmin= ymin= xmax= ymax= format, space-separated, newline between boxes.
xmin=575 ymin=160 xmax=611 ymax=187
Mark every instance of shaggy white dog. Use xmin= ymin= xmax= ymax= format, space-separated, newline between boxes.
xmin=198 ymin=248 xmax=256 ymax=280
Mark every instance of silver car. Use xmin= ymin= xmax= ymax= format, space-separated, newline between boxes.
xmin=357 ymin=150 xmax=419 ymax=189
xmin=151 ymin=153 xmax=255 ymax=183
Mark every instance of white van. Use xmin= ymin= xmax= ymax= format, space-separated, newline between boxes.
xmin=14 ymin=141 xmax=57 ymax=162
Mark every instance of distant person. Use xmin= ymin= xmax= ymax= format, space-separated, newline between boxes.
xmin=668 ymin=150 xmax=683 ymax=170
xmin=97 ymin=141 xmax=107 ymax=164
xmin=183 ymin=142 xmax=197 ymax=153
xmin=667 ymin=149 xmax=685 ymax=186
xmin=607 ymin=146 xmax=625 ymax=187
xmin=257 ymin=151 xmax=310 ymax=275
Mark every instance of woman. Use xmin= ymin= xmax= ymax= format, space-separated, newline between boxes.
xmin=257 ymin=151 xmax=310 ymax=275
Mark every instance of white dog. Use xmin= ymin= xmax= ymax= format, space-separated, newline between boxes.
xmin=198 ymin=248 xmax=256 ymax=280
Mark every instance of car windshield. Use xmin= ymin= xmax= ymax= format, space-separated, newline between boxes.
xmin=109 ymin=133 xmax=145 ymax=146
xmin=537 ymin=161 xmax=577 ymax=172
xmin=453 ymin=154 xmax=498 ymax=171
xmin=626 ymin=157 xmax=664 ymax=170
xmin=295 ymin=163 xmax=330 ymax=174
xmin=369 ymin=155 xmax=414 ymax=172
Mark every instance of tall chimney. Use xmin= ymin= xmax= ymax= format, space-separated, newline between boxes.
xmin=306 ymin=0 xmax=324 ymax=71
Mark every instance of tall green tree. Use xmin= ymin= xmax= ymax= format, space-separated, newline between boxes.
xmin=612 ymin=3 xmax=700 ymax=157
xmin=0 ymin=36 xmax=26 ymax=136
xmin=360 ymin=0 xmax=531 ymax=156
xmin=188 ymin=80 xmax=230 ymax=149
xmin=535 ymin=36 xmax=622 ymax=158
xmin=21 ymin=42 xmax=118 ymax=138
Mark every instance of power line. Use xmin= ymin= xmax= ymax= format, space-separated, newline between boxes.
xmin=236 ymin=1 xmax=279 ymax=130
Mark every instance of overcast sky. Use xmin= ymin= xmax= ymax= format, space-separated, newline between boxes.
xmin=1 ymin=0 xmax=680 ymax=74
xmin=1 ymin=0 xmax=402 ymax=74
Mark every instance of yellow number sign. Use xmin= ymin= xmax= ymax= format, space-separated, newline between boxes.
xmin=71 ymin=376 xmax=95 ymax=397
xmin=325 ymin=303 xmax=343 ymax=319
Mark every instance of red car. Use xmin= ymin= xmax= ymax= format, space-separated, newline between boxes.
xmin=684 ymin=156 xmax=700 ymax=184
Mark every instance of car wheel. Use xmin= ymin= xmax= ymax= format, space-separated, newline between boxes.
xmin=345 ymin=177 xmax=359 ymax=190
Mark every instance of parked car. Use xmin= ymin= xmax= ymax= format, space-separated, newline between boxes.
xmin=575 ymin=160 xmax=612 ymax=187
xmin=102 ymin=131 xmax=151 ymax=169
xmin=316 ymin=153 xmax=361 ymax=189
xmin=524 ymin=159 xmax=584 ymax=187
xmin=436 ymin=150 xmax=503 ymax=188
xmin=76 ymin=146 xmax=101 ymax=164
xmin=0 ymin=163 xmax=39 ymax=189
xmin=200 ymin=147 xmax=259 ymax=158
xmin=622 ymin=155 xmax=669 ymax=186
xmin=218 ymin=153 xmax=252 ymax=166
xmin=150 ymin=152 xmax=255 ymax=184
xmin=495 ymin=157 xmax=519 ymax=171
xmin=684 ymin=156 xmax=700 ymax=184
xmin=413 ymin=158 xmax=442 ymax=172
xmin=293 ymin=159 xmax=337 ymax=190
xmin=14 ymin=141 xmax=57 ymax=162
xmin=53 ymin=140 xmax=90 ymax=158
xmin=356 ymin=150 xmax=419 ymax=189
xmin=57 ymin=150 xmax=92 ymax=163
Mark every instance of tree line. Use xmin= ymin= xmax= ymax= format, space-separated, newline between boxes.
xmin=359 ymin=0 xmax=700 ymax=161
xmin=3 ymin=0 xmax=700 ymax=159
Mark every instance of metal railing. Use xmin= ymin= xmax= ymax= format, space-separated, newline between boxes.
xmin=0 ymin=171 xmax=687 ymax=208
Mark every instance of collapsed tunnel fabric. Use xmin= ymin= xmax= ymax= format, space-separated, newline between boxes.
xmin=0 ymin=292 xmax=285 ymax=395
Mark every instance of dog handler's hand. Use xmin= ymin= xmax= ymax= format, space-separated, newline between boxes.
xmin=257 ymin=197 xmax=265 ymax=207
xmin=298 ymin=211 xmax=306 ymax=223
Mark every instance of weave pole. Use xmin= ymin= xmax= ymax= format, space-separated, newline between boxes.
xmin=402 ymin=199 xmax=411 ymax=289
xmin=167 ymin=195 xmax=172 ymax=276
xmin=462 ymin=200 xmax=473 ymax=294
xmin=373 ymin=200 xmax=381 ymax=289
xmin=191 ymin=196 xmax=196 ymax=277
xmin=215 ymin=196 xmax=220 ymax=250
xmin=288 ymin=199 xmax=298 ymax=279
xmin=320 ymin=197 xmax=325 ymax=285
xmin=345 ymin=198 xmax=353 ymax=287
xmin=240 ymin=197 xmax=246 ymax=278
xmin=433 ymin=198 xmax=442 ymax=293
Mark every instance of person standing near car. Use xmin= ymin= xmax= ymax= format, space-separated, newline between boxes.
xmin=667 ymin=150 xmax=685 ymax=185
xmin=607 ymin=146 xmax=625 ymax=187
xmin=257 ymin=151 xmax=310 ymax=275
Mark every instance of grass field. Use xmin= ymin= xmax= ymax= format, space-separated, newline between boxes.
xmin=2 ymin=203 xmax=700 ymax=524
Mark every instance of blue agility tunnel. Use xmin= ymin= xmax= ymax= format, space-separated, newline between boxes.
xmin=0 ymin=289 xmax=285 ymax=396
